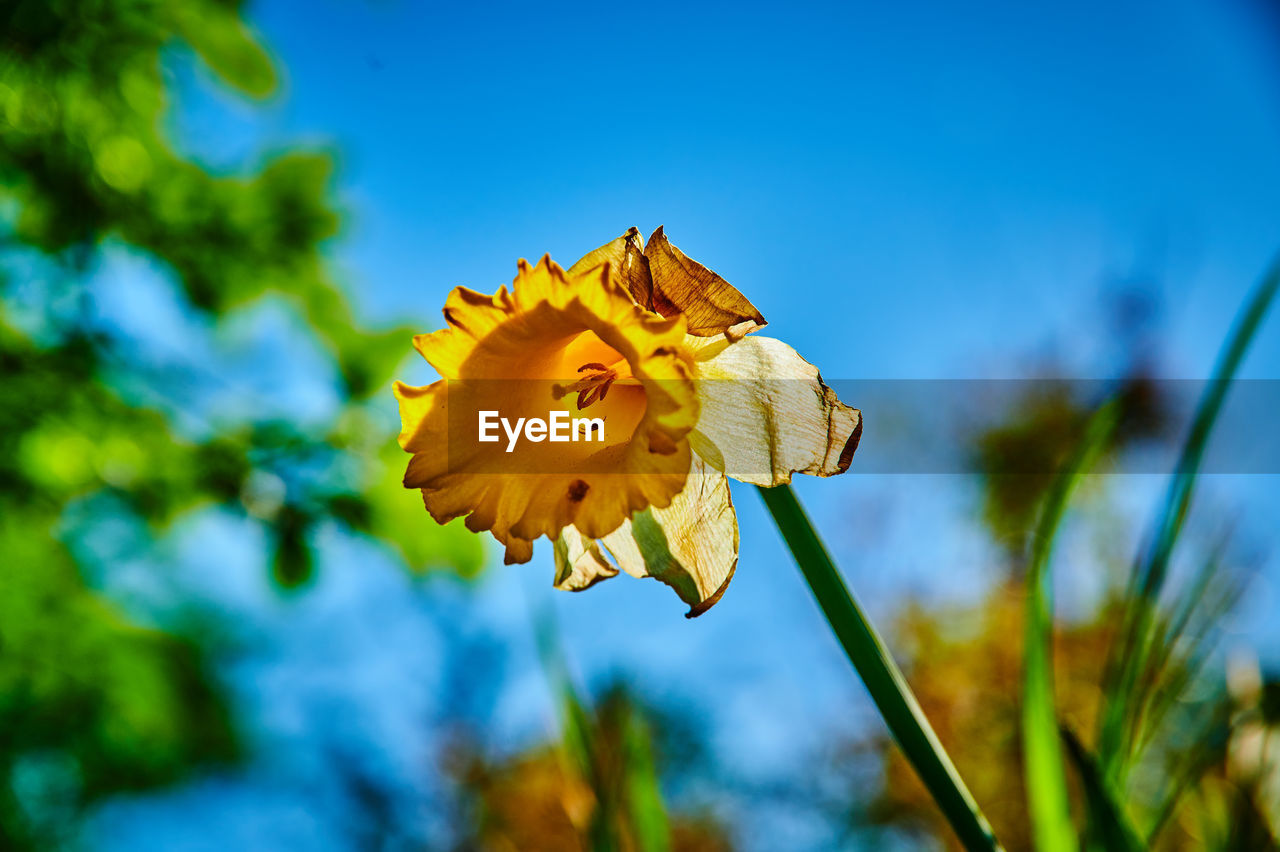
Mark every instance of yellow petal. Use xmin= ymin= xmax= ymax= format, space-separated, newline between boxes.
xmin=643 ymin=226 xmax=766 ymax=339
xmin=411 ymin=284 xmax=518 ymax=377
xmin=396 ymin=256 xmax=700 ymax=561
xmin=567 ymin=226 xmax=654 ymax=311
xmin=689 ymin=335 xmax=861 ymax=486
xmin=596 ymin=453 xmax=739 ymax=617
xmin=553 ymin=525 xmax=618 ymax=591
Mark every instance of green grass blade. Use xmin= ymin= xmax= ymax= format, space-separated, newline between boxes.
xmin=1138 ymin=258 xmax=1279 ymax=600
xmin=1135 ymin=553 xmax=1240 ymax=760
xmin=1143 ymin=705 xmax=1230 ymax=846
xmin=1060 ymin=726 xmax=1145 ymax=852
xmin=531 ymin=603 xmax=621 ymax=852
xmin=621 ymin=710 xmax=672 ymax=852
xmin=758 ymin=484 xmax=1002 ymax=852
xmin=1023 ymin=401 xmax=1120 ymax=852
xmin=560 ymin=685 xmax=621 ymax=852
xmin=1099 ymin=257 xmax=1280 ymax=779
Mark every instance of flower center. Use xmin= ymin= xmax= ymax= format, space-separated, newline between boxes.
xmin=552 ymin=356 xmax=644 ymax=410
xmin=566 ymin=362 xmax=618 ymax=408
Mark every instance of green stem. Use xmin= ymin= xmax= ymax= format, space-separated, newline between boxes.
xmin=758 ymin=484 xmax=1001 ymax=852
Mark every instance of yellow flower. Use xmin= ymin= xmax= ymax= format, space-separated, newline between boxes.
xmin=395 ymin=227 xmax=860 ymax=616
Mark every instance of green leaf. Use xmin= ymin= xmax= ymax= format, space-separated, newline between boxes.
xmin=1022 ymin=401 xmax=1119 ymax=852
xmin=270 ymin=504 xmax=314 ymax=589
xmin=1099 ymin=256 xmax=1280 ymax=780
xmin=1060 ymin=727 xmax=1145 ymax=852
xmin=172 ymin=1 xmax=277 ymax=98
xmin=758 ymin=484 xmax=1001 ymax=852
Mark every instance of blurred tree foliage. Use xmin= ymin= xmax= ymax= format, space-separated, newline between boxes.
xmin=974 ymin=376 xmax=1166 ymax=560
xmin=0 ymin=0 xmax=481 ymax=846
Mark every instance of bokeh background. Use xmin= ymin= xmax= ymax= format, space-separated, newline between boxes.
xmin=3 ymin=0 xmax=1279 ymax=849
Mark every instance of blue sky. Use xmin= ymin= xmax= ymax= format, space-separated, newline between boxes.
xmin=89 ymin=0 xmax=1280 ymax=848
xmin=179 ymin=0 xmax=1280 ymax=378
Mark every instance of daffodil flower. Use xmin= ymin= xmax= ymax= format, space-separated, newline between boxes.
xmin=394 ymin=227 xmax=860 ymax=616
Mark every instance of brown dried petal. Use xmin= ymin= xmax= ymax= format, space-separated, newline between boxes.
xmin=643 ymin=226 xmax=766 ymax=339
xmin=566 ymin=226 xmax=654 ymax=310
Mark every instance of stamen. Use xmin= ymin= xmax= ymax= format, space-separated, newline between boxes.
xmin=556 ymin=360 xmax=621 ymax=410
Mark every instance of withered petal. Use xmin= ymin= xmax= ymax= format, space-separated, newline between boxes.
xmin=598 ymin=453 xmax=739 ymax=617
xmin=643 ymin=226 xmax=766 ymax=339
xmin=689 ymin=335 xmax=861 ymax=486
xmin=553 ymin=526 xmax=619 ymax=591
xmin=567 ymin=226 xmax=655 ymax=311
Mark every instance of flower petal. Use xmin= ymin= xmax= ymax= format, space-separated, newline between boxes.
xmin=689 ymin=335 xmax=861 ymax=486
xmin=567 ymin=227 xmax=654 ymax=311
xmin=553 ymin=525 xmax=618 ymax=591
xmin=643 ymin=226 xmax=765 ymax=339
xmin=596 ymin=453 xmax=739 ymax=617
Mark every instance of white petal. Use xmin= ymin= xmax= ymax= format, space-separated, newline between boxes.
xmin=598 ymin=454 xmax=739 ymax=617
xmin=690 ymin=335 xmax=861 ymax=486
xmin=553 ymin=525 xmax=618 ymax=591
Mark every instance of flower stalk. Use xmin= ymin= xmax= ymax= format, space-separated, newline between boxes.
xmin=758 ymin=484 xmax=1001 ymax=852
